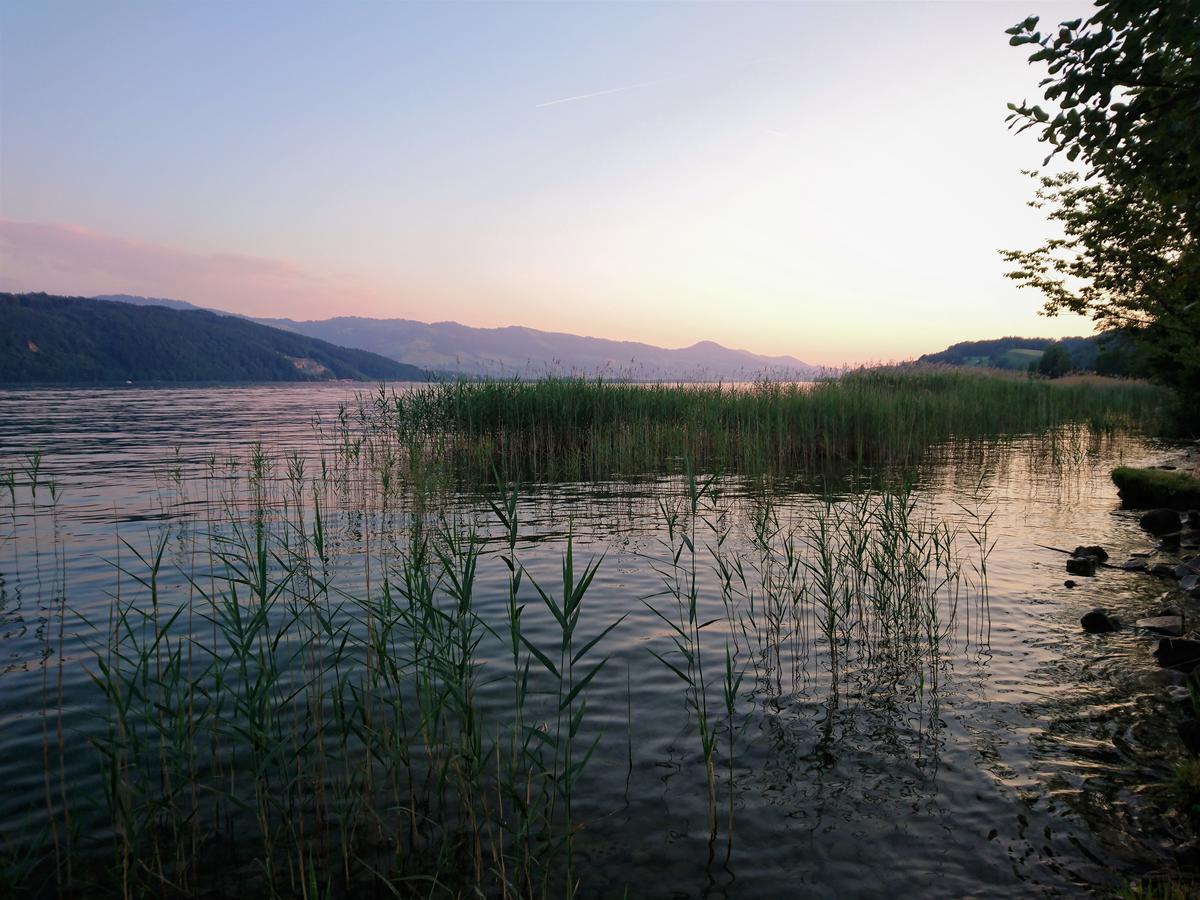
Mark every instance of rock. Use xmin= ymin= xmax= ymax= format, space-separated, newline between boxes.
xmin=1180 ymin=574 xmax=1200 ymax=593
xmin=1119 ymin=558 xmax=1150 ymax=572
xmin=1073 ymin=545 xmax=1109 ymax=562
xmin=1151 ymin=563 xmax=1178 ymax=578
xmin=1155 ymin=605 xmax=1183 ymax=618
xmin=1188 ymin=510 xmax=1200 ymax=529
xmin=1179 ymin=719 xmax=1200 ymax=755
xmin=1067 ymin=556 xmax=1098 ymax=576
xmin=1154 ymin=638 xmax=1200 ymax=672
xmin=1159 ymin=532 xmax=1182 ymax=551
xmin=1135 ymin=615 xmax=1186 ymax=636
xmin=1081 ymin=608 xmax=1120 ymax=633
xmin=1141 ymin=508 xmax=1183 ymax=535
xmin=1065 ymin=579 xmax=1077 ymax=588
xmin=1131 ymin=551 xmax=1152 ymax=558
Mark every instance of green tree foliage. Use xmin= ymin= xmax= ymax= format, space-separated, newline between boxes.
xmin=0 ymin=293 xmax=427 ymax=384
xmin=1037 ymin=341 xmax=1073 ymax=377
xmin=1001 ymin=1 xmax=1200 ymax=402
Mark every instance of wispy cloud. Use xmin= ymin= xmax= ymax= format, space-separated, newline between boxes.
xmin=0 ymin=219 xmax=381 ymax=318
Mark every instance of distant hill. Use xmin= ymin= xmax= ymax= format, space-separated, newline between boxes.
xmin=917 ymin=334 xmax=1113 ymax=371
xmin=94 ymin=293 xmax=205 ymax=312
xmin=1 ymin=293 xmax=427 ymax=384
xmin=255 ymin=315 xmax=821 ymax=381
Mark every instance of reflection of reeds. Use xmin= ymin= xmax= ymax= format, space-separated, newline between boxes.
xmin=0 ymin=374 xmax=1058 ymax=896
xmin=10 ymin=452 xmax=627 ymax=898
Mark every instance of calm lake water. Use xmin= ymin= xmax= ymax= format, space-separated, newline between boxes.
xmin=0 ymin=383 xmax=1194 ymax=898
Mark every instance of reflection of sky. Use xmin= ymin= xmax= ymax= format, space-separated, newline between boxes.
xmin=0 ymin=1 xmax=1096 ymax=364
xmin=0 ymin=383 xmax=1178 ymax=894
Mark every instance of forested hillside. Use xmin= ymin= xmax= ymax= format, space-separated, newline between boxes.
xmin=917 ymin=333 xmax=1136 ymax=375
xmin=1 ymin=293 xmax=427 ymax=384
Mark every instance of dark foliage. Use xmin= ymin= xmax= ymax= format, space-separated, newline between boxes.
xmin=1002 ymin=1 xmax=1200 ymax=405
xmin=917 ymin=332 xmax=1139 ymax=374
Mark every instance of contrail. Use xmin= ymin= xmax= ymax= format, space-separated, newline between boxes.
xmin=535 ymin=54 xmax=786 ymax=110
xmin=535 ymin=79 xmax=663 ymax=108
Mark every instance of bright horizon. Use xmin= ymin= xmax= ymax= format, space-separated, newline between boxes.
xmin=0 ymin=0 xmax=1097 ymax=367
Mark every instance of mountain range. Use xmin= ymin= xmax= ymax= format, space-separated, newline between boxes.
xmin=96 ymin=295 xmax=821 ymax=380
xmin=257 ymin=315 xmax=821 ymax=381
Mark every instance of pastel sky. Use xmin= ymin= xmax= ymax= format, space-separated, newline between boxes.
xmin=0 ymin=0 xmax=1096 ymax=366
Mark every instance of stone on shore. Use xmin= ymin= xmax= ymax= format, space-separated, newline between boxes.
xmin=1135 ymin=615 xmax=1186 ymax=636
xmin=1154 ymin=638 xmax=1200 ymax=672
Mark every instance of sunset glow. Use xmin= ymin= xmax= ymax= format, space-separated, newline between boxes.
xmin=0 ymin=0 xmax=1097 ymax=366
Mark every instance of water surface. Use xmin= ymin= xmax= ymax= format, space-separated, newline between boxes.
xmin=0 ymin=383 xmax=1193 ymax=898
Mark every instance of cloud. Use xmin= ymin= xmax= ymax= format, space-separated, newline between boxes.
xmin=0 ymin=219 xmax=379 ymax=318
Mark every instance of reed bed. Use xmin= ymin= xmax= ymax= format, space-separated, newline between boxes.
xmin=3 ymin=440 xmax=993 ymax=898
xmin=375 ymin=369 xmax=1167 ymax=481
xmin=2 ymin=369 xmax=1155 ymax=897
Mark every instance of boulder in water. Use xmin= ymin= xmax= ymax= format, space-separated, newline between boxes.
xmin=1067 ymin=556 xmax=1098 ymax=576
xmin=1141 ymin=508 xmax=1183 ymax=535
xmin=1081 ymin=608 xmax=1120 ymax=633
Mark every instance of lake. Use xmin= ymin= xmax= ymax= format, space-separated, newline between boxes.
xmin=0 ymin=382 xmax=1191 ymax=898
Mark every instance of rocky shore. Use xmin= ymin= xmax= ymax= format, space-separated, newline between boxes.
xmin=1065 ymin=443 xmax=1200 ymax=881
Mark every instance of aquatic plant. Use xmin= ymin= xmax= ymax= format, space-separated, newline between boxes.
xmin=375 ymin=369 xmax=1168 ymax=481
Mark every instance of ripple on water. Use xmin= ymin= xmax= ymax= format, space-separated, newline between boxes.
xmin=0 ymin=384 xmax=1194 ymax=896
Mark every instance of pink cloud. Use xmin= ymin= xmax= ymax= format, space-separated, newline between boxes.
xmin=0 ymin=219 xmax=383 ymax=318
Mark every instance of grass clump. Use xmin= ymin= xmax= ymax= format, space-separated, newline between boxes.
xmin=380 ymin=369 xmax=1168 ymax=481
xmin=1112 ymin=466 xmax=1200 ymax=509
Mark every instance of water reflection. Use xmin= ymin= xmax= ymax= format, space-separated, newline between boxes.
xmin=0 ymin=384 xmax=1191 ymax=897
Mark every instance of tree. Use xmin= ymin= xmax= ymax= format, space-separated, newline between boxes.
xmin=1001 ymin=1 xmax=1200 ymax=403
xmin=1037 ymin=342 xmax=1073 ymax=377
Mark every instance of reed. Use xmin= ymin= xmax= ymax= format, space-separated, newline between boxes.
xmin=0 ymin=374 xmax=1042 ymax=897
xmin=377 ymin=369 xmax=1167 ymax=481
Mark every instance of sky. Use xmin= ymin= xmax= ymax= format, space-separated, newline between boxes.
xmin=0 ymin=0 xmax=1098 ymax=366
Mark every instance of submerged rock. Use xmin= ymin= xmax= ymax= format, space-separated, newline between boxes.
xmin=1073 ymin=545 xmax=1109 ymax=562
xmin=1141 ymin=508 xmax=1183 ymax=535
xmin=1119 ymin=558 xmax=1150 ymax=572
xmin=1189 ymin=510 xmax=1200 ymax=529
xmin=1065 ymin=579 xmax=1077 ymax=588
xmin=1135 ymin=615 xmax=1186 ymax=636
xmin=1081 ymin=608 xmax=1120 ymax=633
xmin=1067 ymin=556 xmax=1098 ymax=576
xmin=1154 ymin=638 xmax=1200 ymax=672
xmin=1151 ymin=563 xmax=1178 ymax=578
